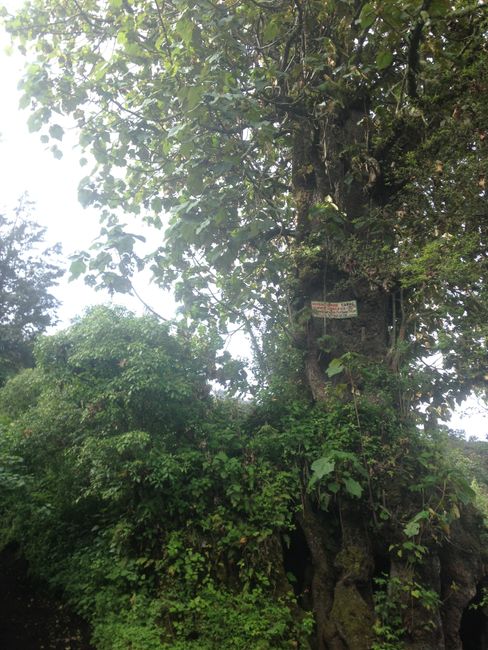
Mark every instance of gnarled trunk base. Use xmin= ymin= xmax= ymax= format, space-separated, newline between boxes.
xmin=286 ymin=504 xmax=487 ymax=649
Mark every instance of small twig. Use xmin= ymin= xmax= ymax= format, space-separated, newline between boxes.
xmin=129 ymin=281 xmax=169 ymax=321
xmin=154 ymin=0 xmax=174 ymax=64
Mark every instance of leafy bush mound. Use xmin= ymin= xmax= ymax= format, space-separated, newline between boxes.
xmin=0 ymin=307 xmax=483 ymax=649
xmin=0 ymin=307 xmax=311 ymax=648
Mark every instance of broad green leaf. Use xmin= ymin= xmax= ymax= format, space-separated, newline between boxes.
xmin=311 ymin=456 xmax=335 ymax=479
xmin=186 ymin=85 xmax=203 ymax=111
xmin=358 ymin=3 xmax=376 ymax=30
xmin=78 ymin=186 xmax=94 ymax=207
xmin=103 ymin=272 xmax=131 ymax=293
xmin=151 ymin=197 xmax=163 ymax=212
xmin=286 ymin=571 xmax=297 ymax=584
xmin=343 ymin=477 xmax=363 ymax=498
xmin=429 ymin=0 xmax=450 ymax=17
xmin=18 ymin=93 xmax=30 ymax=109
xmin=69 ymin=258 xmax=87 ymax=279
xmin=326 ymin=358 xmax=344 ymax=378
xmin=263 ymin=19 xmax=280 ymax=42
xmin=404 ymin=520 xmax=420 ymax=537
xmin=376 ymin=50 xmax=393 ymax=70
xmin=27 ymin=112 xmax=43 ymax=132
xmin=175 ymin=17 xmax=194 ymax=46
xmin=455 ymin=478 xmax=476 ymax=504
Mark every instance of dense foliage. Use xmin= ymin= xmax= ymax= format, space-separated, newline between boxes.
xmin=0 ymin=308 xmax=311 ymax=648
xmin=1 ymin=308 xmax=486 ymax=649
xmin=1 ymin=0 xmax=488 ymax=648
xmin=0 ymin=198 xmax=62 ymax=384
xmin=4 ymin=0 xmax=487 ymax=407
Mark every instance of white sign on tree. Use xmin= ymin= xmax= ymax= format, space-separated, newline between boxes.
xmin=311 ymin=301 xmax=358 ymax=319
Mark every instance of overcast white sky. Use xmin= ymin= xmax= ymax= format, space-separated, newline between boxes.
xmin=0 ymin=11 xmax=486 ymax=438
xmin=0 ymin=15 xmax=174 ymax=325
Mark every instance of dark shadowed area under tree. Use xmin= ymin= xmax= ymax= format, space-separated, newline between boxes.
xmin=0 ymin=544 xmax=93 ymax=650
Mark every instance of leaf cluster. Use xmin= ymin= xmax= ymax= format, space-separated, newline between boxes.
xmin=0 ymin=198 xmax=62 ymax=383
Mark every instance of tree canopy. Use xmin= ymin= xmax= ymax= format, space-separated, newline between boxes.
xmin=5 ymin=0 xmax=487 ymax=410
xmin=0 ymin=198 xmax=62 ymax=383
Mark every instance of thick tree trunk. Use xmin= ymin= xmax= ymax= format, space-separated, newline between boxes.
xmin=289 ymin=104 xmax=487 ymax=650
xmin=296 ymin=497 xmax=344 ymax=650
xmin=292 ymin=105 xmax=390 ymax=401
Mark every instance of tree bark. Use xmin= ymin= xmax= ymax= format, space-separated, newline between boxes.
xmin=291 ymin=99 xmax=391 ymax=399
xmin=288 ymin=97 xmax=488 ymax=650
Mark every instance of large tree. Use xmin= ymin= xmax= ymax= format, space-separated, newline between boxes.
xmin=7 ymin=0 xmax=487 ymax=404
xmin=0 ymin=198 xmax=62 ymax=382
xmin=4 ymin=1 xmax=488 ymax=647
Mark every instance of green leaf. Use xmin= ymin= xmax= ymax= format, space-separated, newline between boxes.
xmin=18 ymin=93 xmax=30 ymax=109
xmin=358 ymin=3 xmax=376 ymax=30
xmin=78 ymin=187 xmax=94 ymax=207
xmin=186 ymin=85 xmax=203 ymax=111
xmin=49 ymin=124 xmax=64 ymax=140
xmin=454 ymin=477 xmax=476 ymax=504
xmin=326 ymin=358 xmax=344 ymax=378
xmin=404 ymin=520 xmax=420 ymax=538
xmin=429 ymin=0 xmax=450 ymax=17
xmin=27 ymin=112 xmax=43 ymax=132
xmin=311 ymin=456 xmax=335 ymax=479
xmin=376 ymin=50 xmax=393 ymax=70
xmin=175 ymin=17 xmax=194 ymax=46
xmin=151 ymin=197 xmax=163 ymax=212
xmin=103 ymin=272 xmax=131 ymax=293
xmin=69 ymin=258 xmax=87 ymax=279
xmin=328 ymin=481 xmax=340 ymax=494
xmin=286 ymin=571 xmax=297 ymax=584
xmin=263 ymin=18 xmax=280 ymax=42
xmin=343 ymin=477 xmax=362 ymax=498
